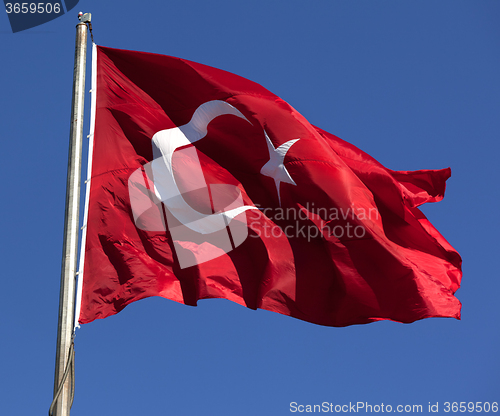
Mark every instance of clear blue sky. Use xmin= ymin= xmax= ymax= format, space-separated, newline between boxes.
xmin=1 ymin=1 xmax=499 ymax=415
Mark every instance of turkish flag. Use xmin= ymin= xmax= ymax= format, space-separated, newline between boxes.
xmin=77 ymin=45 xmax=462 ymax=327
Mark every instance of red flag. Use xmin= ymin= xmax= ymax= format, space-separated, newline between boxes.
xmin=76 ymin=45 xmax=462 ymax=327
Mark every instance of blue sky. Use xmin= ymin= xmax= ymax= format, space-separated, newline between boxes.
xmin=1 ymin=1 xmax=499 ymax=415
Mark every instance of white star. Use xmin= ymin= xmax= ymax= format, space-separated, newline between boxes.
xmin=260 ymin=130 xmax=300 ymax=206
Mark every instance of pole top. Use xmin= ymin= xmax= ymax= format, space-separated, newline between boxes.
xmin=78 ymin=12 xmax=91 ymax=23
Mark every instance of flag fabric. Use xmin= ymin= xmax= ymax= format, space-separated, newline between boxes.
xmin=76 ymin=45 xmax=462 ymax=327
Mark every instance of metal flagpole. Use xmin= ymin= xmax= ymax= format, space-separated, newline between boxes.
xmin=51 ymin=14 xmax=90 ymax=416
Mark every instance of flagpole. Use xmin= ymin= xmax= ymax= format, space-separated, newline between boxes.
xmin=51 ymin=17 xmax=89 ymax=416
